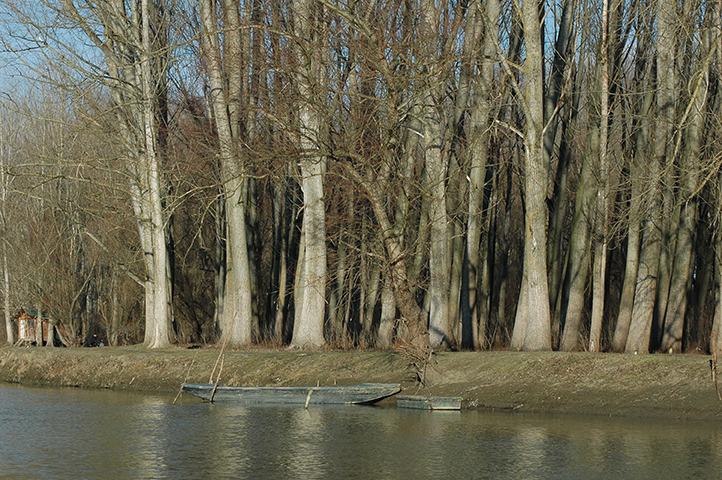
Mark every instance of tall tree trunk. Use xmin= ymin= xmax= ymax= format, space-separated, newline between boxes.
xmin=589 ymin=0 xmax=611 ymax=352
xmin=3 ymin=240 xmax=11 ymax=345
xmin=546 ymin=0 xmax=577 ymax=312
xmin=420 ymin=0 xmax=452 ymax=348
xmin=291 ymin=0 xmax=327 ymax=348
xmin=517 ymin=0 xmax=552 ymax=351
xmin=199 ymin=0 xmax=254 ymax=346
xmin=214 ymin=193 xmax=227 ymax=338
xmin=425 ymin=118 xmax=451 ymax=347
xmin=549 ymin=110 xmax=576 ymax=346
xmin=0 ymin=122 xmax=12 ymax=345
xmin=713 ymin=161 xmax=722 ymax=356
xmin=496 ymin=164 xmax=514 ymax=345
xmin=613 ymin=48 xmax=655 ymax=352
xmin=708 ymin=0 xmax=722 ymax=359
xmin=141 ymin=0 xmax=171 ymax=348
xmin=272 ymin=176 xmax=291 ymax=342
xmin=362 ymin=261 xmax=381 ymax=344
xmin=661 ymin=2 xmax=713 ymax=353
xmin=626 ymin=0 xmax=676 ymax=354
xmin=463 ymin=0 xmax=499 ymax=350
xmin=329 ymin=228 xmax=348 ymax=344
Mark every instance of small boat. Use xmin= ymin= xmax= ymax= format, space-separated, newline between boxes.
xmin=396 ymin=395 xmax=462 ymax=410
xmin=181 ymin=382 xmax=401 ymax=405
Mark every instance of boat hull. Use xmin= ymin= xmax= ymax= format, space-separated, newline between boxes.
xmin=182 ymin=383 xmax=401 ymax=405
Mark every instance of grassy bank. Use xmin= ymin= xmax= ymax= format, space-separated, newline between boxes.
xmin=1 ymin=345 xmax=720 ymax=419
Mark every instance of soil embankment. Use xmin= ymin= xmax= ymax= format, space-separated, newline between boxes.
xmin=1 ymin=346 xmax=720 ymax=419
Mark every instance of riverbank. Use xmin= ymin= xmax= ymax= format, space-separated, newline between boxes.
xmin=1 ymin=345 xmax=720 ymax=419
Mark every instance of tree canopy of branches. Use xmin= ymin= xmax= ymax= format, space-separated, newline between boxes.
xmin=1 ymin=0 xmax=722 ymax=359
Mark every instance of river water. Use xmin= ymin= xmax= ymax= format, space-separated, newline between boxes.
xmin=2 ymin=383 xmax=721 ymax=480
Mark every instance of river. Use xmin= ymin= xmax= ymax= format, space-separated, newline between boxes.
xmin=1 ymin=383 xmax=721 ymax=479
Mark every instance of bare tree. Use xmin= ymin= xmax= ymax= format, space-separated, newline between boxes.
xmin=47 ymin=0 xmax=174 ymax=347
xmin=198 ymin=0 xmax=254 ymax=347
xmin=588 ymin=0 xmax=612 ymax=352
xmin=0 ymin=108 xmax=13 ymax=345
xmin=625 ymin=0 xmax=676 ymax=354
xmin=509 ymin=0 xmax=552 ymax=351
xmin=660 ymin=0 xmax=716 ymax=353
xmin=290 ymin=0 xmax=327 ymax=348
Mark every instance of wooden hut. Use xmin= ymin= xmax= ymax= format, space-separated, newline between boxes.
xmin=15 ymin=308 xmax=68 ymax=346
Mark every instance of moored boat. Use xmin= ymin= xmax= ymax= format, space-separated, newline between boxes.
xmin=181 ymin=382 xmax=401 ymax=405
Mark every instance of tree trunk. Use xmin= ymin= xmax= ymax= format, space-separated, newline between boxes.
xmin=328 ymin=233 xmax=348 ymax=344
xmin=589 ymin=0 xmax=611 ymax=352
xmin=34 ymin=303 xmax=43 ymax=346
xmin=141 ymin=0 xmax=171 ymax=348
xmin=710 ymin=0 xmax=722 ymax=358
xmin=510 ymin=265 xmax=528 ymax=350
xmin=362 ymin=261 xmax=381 ymax=344
xmin=546 ymin=0 xmax=576 ymax=313
xmin=549 ymin=115 xmax=575 ymax=346
xmin=291 ymin=0 xmax=327 ymax=348
xmin=419 ymin=0 xmax=451 ymax=349
xmin=559 ymin=156 xmax=594 ymax=351
xmin=378 ymin=277 xmax=396 ymax=349
xmin=3 ymin=241 xmax=11 ymax=345
xmin=272 ymin=175 xmax=292 ymax=342
xmin=625 ymin=179 xmax=662 ymax=354
xmin=625 ymin=0 xmax=676 ymax=354
xmin=713 ymin=171 xmax=722 ymax=356
xmin=425 ymin=118 xmax=451 ymax=348
xmin=613 ymin=53 xmax=655 ymax=352
xmin=462 ymin=0 xmax=499 ymax=350
xmin=46 ymin=322 xmax=55 ymax=348
xmin=214 ymin=193 xmax=227 ymax=339
xmin=611 ymin=177 xmax=642 ymax=352
xmin=292 ymin=122 xmax=327 ymax=348
xmin=0 ymin=126 xmax=12 ymax=345
xmin=496 ymin=165 xmax=514 ymax=346
xmin=518 ymin=0 xmax=552 ymax=351
xmin=109 ymin=269 xmax=119 ymax=347
xmin=660 ymin=2 xmax=713 ymax=353
xmin=198 ymin=0 xmax=254 ymax=347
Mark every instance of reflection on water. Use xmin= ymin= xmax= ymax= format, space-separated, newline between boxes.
xmin=1 ymin=382 xmax=721 ymax=479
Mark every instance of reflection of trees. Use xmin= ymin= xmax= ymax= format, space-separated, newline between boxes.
xmin=13 ymin=388 xmax=722 ymax=478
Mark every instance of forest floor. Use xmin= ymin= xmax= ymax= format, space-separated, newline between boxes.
xmin=1 ymin=345 xmax=721 ymax=420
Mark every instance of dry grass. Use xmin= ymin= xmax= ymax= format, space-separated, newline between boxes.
xmin=1 ymin=345 xmax=720 ymax=419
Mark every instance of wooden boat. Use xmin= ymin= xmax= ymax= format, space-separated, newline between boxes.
xmin=396 ymin=395 xmax=462 ymax=410
xmin=181 ymin=382 xmax=401 ymax=405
